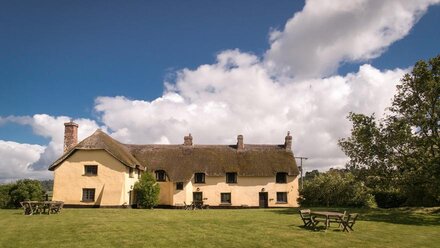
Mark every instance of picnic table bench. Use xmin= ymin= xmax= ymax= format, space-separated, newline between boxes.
xmin=20 ymin=201 xmax=64 ymax=215
xmin=300 ymin=209 xmax=359 ymax=232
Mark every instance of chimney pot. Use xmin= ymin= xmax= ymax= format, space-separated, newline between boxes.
xmin=64 ymin=121 xmax=78 ymax=152
xmin=237 ymin=134 xmax=244 ymax=150
xmin=284 ymin=131 xmax=292 ymax=151
xmin=184 ymin=133 xmax=193 ymax=146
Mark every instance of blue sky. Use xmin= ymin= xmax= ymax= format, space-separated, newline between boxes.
xmin=0 ymin=0 xmax=439 ymax=181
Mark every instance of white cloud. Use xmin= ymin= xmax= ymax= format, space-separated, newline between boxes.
xmin=265 ymin=0 xmax=439 ymax=79
xmin=0 ymin=115 xmax=101 ymax=180
xmin=95 ymin=50 xmax=407 ymax=171
xmin=0 ymin=140 xmax=46 ymax=182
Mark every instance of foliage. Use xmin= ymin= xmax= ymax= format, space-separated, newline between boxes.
xmin=339 ymin=55 xmax=440 ymax=207
xmin=298 ymin=169 xmax=376 ymax=208
xmin=0 ymin=184 xmax=13 ymax=208
xmin=133 ymin=172 xmax=160 ymax=209
xmin=8 ymin=179 xmax=45 ymax=208
xmin=39 ymin=180 xmax=54 ymax=193
xmin=374 ymin=190 xmax=407 ymax=208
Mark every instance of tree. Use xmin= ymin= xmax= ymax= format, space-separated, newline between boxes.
xmin=298 ymin=170 xmax=375 ymax=208
xmin=133 ymin=172 xmax=160 ymax=209
xmin=0 ymin=184 xmax=13 ymax=208
xmin=339 ymin=55 xmax=440 ymax=206
xmin=8 ymin=179 xmax=45 ymax=208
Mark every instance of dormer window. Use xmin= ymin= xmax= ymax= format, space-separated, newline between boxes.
xmin=276 ymin=172 xmax=288 ymax=184
xmin=226 ymin=172 xmax=237 ymax=184
xmin=194 ymin=173 xmax=205 ymax=184
xmin=155 ymin=170 xmax=166 ymax=182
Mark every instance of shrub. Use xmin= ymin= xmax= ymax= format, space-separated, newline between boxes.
xmin=9 ymin=179 xmax=45 ymax=208
xmin=134 ymin=172 xmax=160 ymax=209
xmin=298 ymin=170 xmax=376 ymax=208
xmin=0 ymin=184 xmax=13 ymax=208
xmin=374 ymin=190 xmax=407 ymax=208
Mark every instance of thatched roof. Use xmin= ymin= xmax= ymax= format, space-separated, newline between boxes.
xmin=49 ymin=130 xmax=299 ymax=182
xmin=49 ymin=130 xmax=142 ymax=171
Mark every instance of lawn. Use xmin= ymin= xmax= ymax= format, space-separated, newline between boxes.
xmin=0 ymin=207 xmax=439 ymax=248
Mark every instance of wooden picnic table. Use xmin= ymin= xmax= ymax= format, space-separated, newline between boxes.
xmin=20 ymin=201 xmax=64 ymax=215
xmin=310 ymin=211 xmax=345 ymax=229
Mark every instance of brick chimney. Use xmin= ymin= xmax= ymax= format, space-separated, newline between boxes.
xmin=237 ymin=135 xmax=244 ymax=150
xmin=184 ymin=133 xmax=193 ymax=146
xmin=284 ymin=131 xmax=292 ymax=151
xmin=64 ymin=121 xmax=78 ymax=152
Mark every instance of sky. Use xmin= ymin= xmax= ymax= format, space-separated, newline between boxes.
xmin=0 ymin=0 xmax=439 ymax=182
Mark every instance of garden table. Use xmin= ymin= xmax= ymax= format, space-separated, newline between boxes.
xmin=20 ymin=201 xmax=64 ymax=215
xmin=310 ymin=211 xmax=345 ymax=229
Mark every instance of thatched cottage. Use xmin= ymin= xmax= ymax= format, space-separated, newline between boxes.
xmin=49 ymin=121 xmax=300 ymax=208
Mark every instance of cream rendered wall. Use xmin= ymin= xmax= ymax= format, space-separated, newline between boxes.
xmin=171 ymin=175 xmax=299 ymax=207
xmin=172 ymin=181 xmax=193 ymax=206
xmin=124 ymin=167 xmax=140 ymax=206
xmin=52 ymin=150 xmax=135 ymax=206
xmin=157 ymin=181 xmax=173 ymax=205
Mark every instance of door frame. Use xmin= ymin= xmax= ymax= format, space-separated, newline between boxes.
xmin=259 ymin=192 xmax=268 ymax=208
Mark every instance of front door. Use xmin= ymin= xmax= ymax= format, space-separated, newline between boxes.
xmin=193 ymin=192 xmax=203 ymax=202
xmin=259 ymin=192 xmax=268 ymax=208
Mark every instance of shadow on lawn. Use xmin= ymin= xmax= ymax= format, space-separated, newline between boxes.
xmin=270 ymin=207 xmax=440 ymax=226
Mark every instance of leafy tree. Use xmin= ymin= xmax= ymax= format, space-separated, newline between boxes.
xmin=339 ymin=55 xmax=440 ymax=206
xmin=8 ymin=179 xmax=45 ymax=208
xmin=0 ymin=184 xmax=13 ymax=208
xmin=298 ymin=169 xmax=375 ymax=208
xmin=133 ymin=172 xmax=160 ymax=209
xmin=39 ymin=180 xmax=54 ymax=193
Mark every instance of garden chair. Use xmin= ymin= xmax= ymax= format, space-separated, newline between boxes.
xmin=329 ymin=211 xmax=347 ymax=227
xmin=20 ymin=201 xmax=32 ymax=215
xmin=299 ymin=209 xmax=318 ymax=228
xmin=49 ymin=201 xmax=64 ymax=214
xmin=184 ymin=201 xmax=192 ymax=210
xmin=341 ymin=213 xmax=359 ymax=232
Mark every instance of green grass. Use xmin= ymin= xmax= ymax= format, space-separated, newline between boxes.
xmin=1 ymin=207 xmax=439 ymax=248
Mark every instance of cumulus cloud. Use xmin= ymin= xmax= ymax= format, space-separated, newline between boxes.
xmin=95 ymin=50 xmax=407 ymax=171
xmin=0 ymin=115 xmax=101 ymax=180
xmin=0 ymin=140 xmax=46 ymax=182
xmin=265 ymin=0 xmax=439 ymax=79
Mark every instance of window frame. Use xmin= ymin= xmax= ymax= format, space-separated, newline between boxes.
xmin=276 ymin=172 xmax=288 ymax=184
xmin=276 ymin=192 xmax=288 ymax=204
xmin=194 ymin=173 xmax=205 ymax=184
xmin=226 ymin=172 xmax=237 ymax=184
xmin=155 ymin=170 xmax=166 ymax=182
xmin=84 ymin=165 xmax=98 ymax=176
xmin=176 ymin=182 xmax=184 ymax=190
xmin=82 ymin=188 xmax=96 ymax=202
xmin=220 ymin=193 xmax=231 ymax=204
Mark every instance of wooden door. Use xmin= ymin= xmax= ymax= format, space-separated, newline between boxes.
xmin=259 ymin=192 xmax=268 ymax=208
xmin=193 ymin=192 xmax=203 ymax=202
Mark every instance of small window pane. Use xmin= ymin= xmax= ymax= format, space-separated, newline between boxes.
xmin=194 ymin=173 xmax=205 ymax=183
xmin=276 ymin=192 xmax=288 ymax=203
xmin=221 ymin=193 xmax=231 ymax=204
xmin=176 ymin=182 xmax=184 ymax=190
xmin=84 ymin=165 xmax=98 ymax=175
xmin=82 ymin=188 xmax=95 ymax=202
xmin=276 ymin=172 xmax=287 ymax=183
xmin=129 ymin=168 xmax=134 ymax=178
xmin=155 ymin=170 xmax=166 ymax=182
xmin=226 ymin=173 xmax=237 ymax=183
